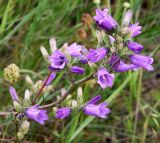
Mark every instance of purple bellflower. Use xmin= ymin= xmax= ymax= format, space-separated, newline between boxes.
xmin=67 ymin=43 xmax=82 ymax=57
xmin=83 ymin=95 xmax=111 ymax=118
xmin=113 ymin=61 xmax=138 ymax=72
xmin=9 ymin=86 xmax=19 ymax=101
xmin=45 ymin=72 xmax=56 ymax=86
xmin=71 ymin=66 xmax=85 ymax=74
xmin=87 ymin=47 xmax=108 ymax=63
xmin=97 ymin=68 xmax=115 ymax=89
xmin=109 ymin=54 xmax=138 ymax=72
xmin=129 ymin=54 xmax=154 ymax=71
xmin=55 ymin=107 xmax=71 ymax=119
xmin=127 ymin=41 xmax=143 ymax=53
xmin=128 ymin=23 xmax=142 ymax=37
xmin=48 ymin=50 xmax=68 ymax=70
xmin=93 ymin=9 xmax=118 ymax=32
xmin=25 ymin=105 xmax=48 ymax=125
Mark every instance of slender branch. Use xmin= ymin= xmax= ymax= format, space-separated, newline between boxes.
xmin=40 ymin=73 xmax=94 ymax=109
xmin=0 ymin=112 xmax=17 ymax=116
xmin=0 ymin=138 xmax=15 ymax=142
xmin=32 ymin=71 xmax=52 ymax=104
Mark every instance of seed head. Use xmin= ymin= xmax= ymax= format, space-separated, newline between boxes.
xmin=4 ymin=64 xmax=21 ymax=83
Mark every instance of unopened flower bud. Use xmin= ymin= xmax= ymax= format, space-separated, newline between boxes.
xmin=96 ymin=30 xmax=103 ymax=44
xmin=61 ymin=88 xmax=67 ymax=96
xmin=26 ymin=76 xmax=34 ymax=87
xmin=13 ymin=101 xmax=23 ymax=112
xmin=111 ymin=47 xmax=116 ymax=53
xmin=35 ymin=80 xmax=46 ymax=93
xmin=17 ymin=132 xmax=24 ymax=140
xmin=52 ymin=107 xmax=58 ymax=115
xmin=4 ymin=64 xmax=21 ymax=83
xmin=49 ymin=37 xmax=57 ymax=53
xmin=123 ymin=2 xmax=130 ymax=8
xmin=40 ymin=46 xmax=49 ymax=62
xmin=77 ymin=87 xmax=83 ymax=105
xmin=23 ymin=89 xmax=31 ymax=106
xmin=20 ymin=120 xmax=30 ymax=135
xmin=71 ymin=100 xmax=78 ymax=109
xmin=93 ymin=0 xmax=100 ymax=4
xmin=26 ymin=76 xmax=37 ymax=93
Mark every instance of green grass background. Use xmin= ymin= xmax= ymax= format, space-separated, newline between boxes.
xmin=0 ymin=0 xmax=160 ymax=142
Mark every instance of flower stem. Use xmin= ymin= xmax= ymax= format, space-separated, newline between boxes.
xmin=32 ymin=71 xmax=52 ymax=104
xmin=40 ymin=73 xmax=94 ymax=109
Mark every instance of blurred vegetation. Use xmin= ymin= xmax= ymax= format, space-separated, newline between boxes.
xmin=0 ymin=0 xmax=160 ymax=142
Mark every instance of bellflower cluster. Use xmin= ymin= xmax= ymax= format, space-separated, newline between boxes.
xmin=3 ymin=7 xmax=154 ymax=141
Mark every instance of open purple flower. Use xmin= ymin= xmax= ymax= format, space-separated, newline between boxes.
xmin=97 ymin=68 xmax=115 ymax=89
xmin=83 ymin=95 xmax=111 ymax=118
xmin=113 ymin=61 xmax=138 ymax=72
xmin=9 ymin=86 xmax=19 ymax=101
xmin=55 ymin=107 xmax=71 ymax=119
xmin=128 ymin=23 xmax=142 ymax=37
xmin=109 ymin=54 xmax=138 ymax=72
xmin=49 ymin=50 xmax=68 ymax=70
xmin=45 ymin=72 xmax=56 ymax=86
xmin=87 ymin=47 xmax=108 ymax=63
xmin=67 ymin=43 xmax=82 ymax=57
xmin=25 ymin=105 xmax=48 ymax=125
xmin=93 ymin=9 xmax=118 ymax=32
xmin=129 ymin=54 xmax=154 ymax=71
xmin=127 ymin=41 xmax=143 ymax=53
xmin=71 ymin=66 xmax=85 ymax=74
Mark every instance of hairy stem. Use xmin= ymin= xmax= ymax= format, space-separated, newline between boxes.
xmin=32 ymin=71 xmax=52 ymax=104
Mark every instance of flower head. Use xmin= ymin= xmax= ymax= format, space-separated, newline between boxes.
xmin=93 ymin=9 xmax=118 ymax=32
xmin=4 ymin=64 xmax=21 ymax=83
xmin=83 ymin=95 xmax=111 ymax=118
xmin=25 ymin=105 xmax=48 ymax=125
xmin=49 ymin=50 xmax=68 ymax=70
xmin=128 ymin=22 xmax=142 ymax=37
xmin=55 ymin=107 xmax=71 ymax=119
xmin=9 ymin=86 xmax=19 ymax=101
xmin=129 ymin=54 xmax=154 ymax=71
xmin=71 ymin=66 xmax=85 ymax=74
xmin=87 ymin=47 xmax=108 ymax=63
xmin=127 ymin=41 xmax=143 ymax=53
xmin=97 ymin=68 xmax=115 ymax=89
